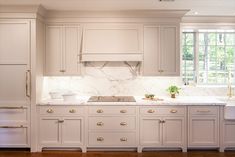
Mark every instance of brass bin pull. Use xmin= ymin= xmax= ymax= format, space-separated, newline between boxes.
xmin=97 ymin=109 xmax=103 ymax=113
xmin=120 ymin=122 xmax=127 ymax=126
xmin=147 ymin=109 xmax=155 ymax=113
xmin=120 ymin=137 xmax=127 ymax=142
xmin=170 ymin=109 xmax=178 ymax=113
xmin=97 ymin=137 xmax=104 ymax=141
xmin=47 ymin=109 xmax=54 ymax=113
xmin=69 ymin=109 xmax=76 ymax=113
xmin=58 ymin=120 xmax=64 ymax=123
xmin=120 ymin=110 xmax=127 ymax=113
xmin=97 ymin=122 xmax=104 ymax=126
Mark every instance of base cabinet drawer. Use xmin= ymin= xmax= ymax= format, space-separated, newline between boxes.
xmin=0 ymin=107 xmax=28 ymax=122
xmin=0 ymin=126 xmax=28 ymax=147
xmin=88 ymin=132 xmax=136 ymax=146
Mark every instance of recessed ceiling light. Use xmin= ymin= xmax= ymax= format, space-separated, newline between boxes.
xmin=194 ymin=12 xmax=199 ymax=15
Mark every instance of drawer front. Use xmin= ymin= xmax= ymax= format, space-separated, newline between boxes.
xmin=0 ymin=108 xmax=27 ymax=122
xmin=88 ymin=132 xmax=136 ymax=146
xmin=89 ymin=116 xmax=136 ymax=130
xmin=88 ymin=106 xmax=136 ymax=115
xmin=40 ymin=106 xmax=85 ymax=115
xmin=140 ymin=106 xmax=185 ymax=115
xmin=0 ymin=126 xmax=28 ymax=147
xmin=189 ymin=106 xmax=219 ymax=115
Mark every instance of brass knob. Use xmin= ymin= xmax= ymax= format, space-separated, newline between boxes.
xmin=120 ymin=137 xmax=127 ymax=142
xmin=120 ymin=110 xmax=127 ymax=113
xmin=97 ymin=122 xmax=104 ymax=126
xmin=97 ymin=137 xmax=104 ymax=141
xmin=97 ymin=109 xmax=103 ymax=113
xmin=120 ymin=122 xmax=127 ymax=126
xmin=158 ymin=70 xmax=164 ymax=73
xmin=147 ymin=109 xmax=155 ymax=113
xmin=69 ymin=109 xmax=76 ymax=113
xmin=47 ymin=108 xmax=54 ymax=113
xmin=58 ymin=120 xmax=64 ymax=123
xmin=170 ymin=109 xmax=177 ymax=113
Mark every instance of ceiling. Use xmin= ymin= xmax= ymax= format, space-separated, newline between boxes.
xmin=0 ymin=0 xmax=235 ymax=16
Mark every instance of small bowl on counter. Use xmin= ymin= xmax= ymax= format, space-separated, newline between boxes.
xmin=62 ymin=93 xmax=77 ymax=101
xmin=49 ymin=92 xmax=62 ymax=99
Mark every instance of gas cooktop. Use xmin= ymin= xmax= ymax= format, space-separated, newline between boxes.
xmin=88 ymin=96 xmax=136 ymax=102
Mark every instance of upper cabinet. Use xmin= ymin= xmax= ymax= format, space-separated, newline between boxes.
xmin=45 ymin=25 xmax=81 ymax=76
xmin=143 ymin=24 xmax=180 ymax=76
xmin=81 ymin=24 xmax=143 ymax=61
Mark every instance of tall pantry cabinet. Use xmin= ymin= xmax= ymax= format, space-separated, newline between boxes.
xmin=0 ymin=11 xmax=45 ymax=151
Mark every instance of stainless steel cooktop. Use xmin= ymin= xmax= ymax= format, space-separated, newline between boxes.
xmin=88 ymin=96 xmax=136 ymax=102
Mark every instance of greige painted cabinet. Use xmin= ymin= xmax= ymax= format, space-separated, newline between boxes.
xmin=143 ymin=25 xmax=180 ymax=76
xmin=45 ymin=25 xmax=81 ymax=76
xmin=223 ymin=120 xmax=235 ymax=148
xmin=188 ymin=106 xmax=219 ymax=147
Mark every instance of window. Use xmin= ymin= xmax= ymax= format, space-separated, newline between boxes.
xmin=182 ymin=29 xmax=235 ymax=85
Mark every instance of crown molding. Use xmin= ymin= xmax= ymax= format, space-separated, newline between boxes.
xmin=182 ymin=16 xmax=235 ymax=23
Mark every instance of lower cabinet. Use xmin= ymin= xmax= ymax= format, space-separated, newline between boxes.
xmin=188 ymin=106 xmax=219 ymax=147
xmin=223 ymin=120 xmax=235 ymax=149
xmin=139 ymin=106 xmax=186 ymax=152
xmin=38 ymin=106 xmax=86 ymax=152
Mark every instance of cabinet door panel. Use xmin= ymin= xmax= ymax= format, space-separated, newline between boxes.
xmin=143 ymin=26 xmax=160 ymax=75
xmin=39 ymin=117 xmax=60 ymax=145
xmin=189 ymin=117 xmax=219 ymax=146
xmin=64 ymin=26 xmax=81 ymax=75
xmin=140 ymin=117 xmax=162 ymax=146
xmin=160 ymin=26 xmax=179 ymax=76
xmin=62 ymin=117 xmax=83 ymax=145
xmin=0 ymin=21 xmax=30 ymax=64
xmin=0 ymin=65 xmax=29 ymax=104
xmin=224 ymin=121 xmax=235 ymax=146
xmin=163 ymin=117 xmax=185 ymax=146
xmin=45 ymin=26 xmax=63 ymax=75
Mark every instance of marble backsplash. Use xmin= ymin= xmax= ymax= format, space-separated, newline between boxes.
xmin=42 ymin=62 xmax=228 ymax=99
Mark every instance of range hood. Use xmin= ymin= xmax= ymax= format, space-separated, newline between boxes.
xmin=81 ymin=24 xmax=143 ymax=62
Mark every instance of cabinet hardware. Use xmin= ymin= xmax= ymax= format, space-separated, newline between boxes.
xmin=97 ymin=122 xmax=104 ymax=126
xmin=162 ymin=120 xmax=165 ymax=123
xmin=147 ymin=109 xmax=155 ymax=113
xmin=120 ymin=137 xmax=128 ymax=142
xmin=120 ymin=110 xmax=127 ymax=113
xmin=170 ymin=109 xmax=178 ymax=113
xmin=97 ymin=137 xmax=104 ymax=141
xmin=47 ymin=109 xmax=54 ymax=113
xmin=58 ymin=120 xmax=64 ymax=123
xmin=0 ymin=125 xmax=24 ymax=128
xmin=0 ymin=106 xmax=26 ymax=109
xmin=197 ymin=110 xmax=210 ymax=113
xmin=69 ymin=109 xmax=76 ymax=113
xmin=97 ymin=109 xmax=103 ymax=113
xmin=120 ymin=122 xmax=127 ymax=126
xmin=158 ymin=70 xmax=164 ymax=73
xmin=26 ymin=70 xmax=31 ymax=98
xmin=60 ymin=70 xmax=66 ymax=72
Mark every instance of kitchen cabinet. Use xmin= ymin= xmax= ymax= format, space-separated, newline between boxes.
xmin=88 ymin=106 xmax=138 ymax=147
xmin=45 ymin=25 xmax=81 ymax=76
xmin=143 ymin=25 xmax=180 ymax=76
xmin=38 ymin=106 xmax=85 ymax=152
xmin=223 ymin=120 xmax=235 ymax=149
xmin=139 ymin=106 xmax=186 ymax=152
xmin=0 ymin=19 xmax=31 ymax=148
xmin=188 ymin=106 xmax=219 ymax=147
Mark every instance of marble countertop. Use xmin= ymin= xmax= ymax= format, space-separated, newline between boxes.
xmin=39 ymin=96 xmax=227 ymax=106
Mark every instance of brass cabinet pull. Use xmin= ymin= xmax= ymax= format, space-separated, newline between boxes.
xmin=97 ymin=122 xmax=104 ymax=126
xmin=60 ymin=70 xmax=66 ymax=72
xmin=26 ymin=70 xmax=31 ymax=97
xmin=58 ymin=120 xmax=64 ymax=123
xmin=158 ymin=70 xmax=164 ymax=73
xmin=120 ymin=137 xmax=128 ymax=142
xmin=69 ymin=109 xmax=76 ymax=113
xmin=197 ymin=110 xmax=210 ymax=113
xmin=170 ymin=109 xmax=178 ymax=113
xmin=120 ymin=122 xmax=127 ymax=126
xmin=159 ymin=120 xmax=165 ymax=123
xmin=97 ymin=109 xmax=103 ymax=113
xmin=0 ymin=125 xmax=24 ymax=128
xmin=147 ymin=109 xmax=155 ymax=113
xmin=120 ymin=110 xmax=127 ymax=113
xmin=97 ymin=137 xmax=104 ymax=141
xmin=0 ymin=106 xmax=26 ymax=109
xmin=47 ymin=108 xmax=54 ymax=113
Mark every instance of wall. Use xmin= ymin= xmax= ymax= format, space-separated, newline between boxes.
xmin=42 ymin=61 xmax=227 ymax=99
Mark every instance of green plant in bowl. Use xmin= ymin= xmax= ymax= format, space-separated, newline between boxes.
xmin=167 ymin=85 xmax=181 ymax=98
